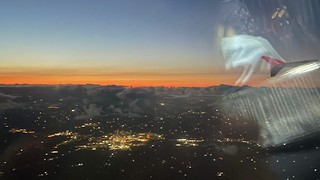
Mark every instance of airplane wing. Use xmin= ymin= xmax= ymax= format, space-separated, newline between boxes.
xmin=261 ymin=56 xmax=319 ymax=77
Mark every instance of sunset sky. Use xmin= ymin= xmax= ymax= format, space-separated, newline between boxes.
xmin=1 ymin=0 xmax=318 ymax=87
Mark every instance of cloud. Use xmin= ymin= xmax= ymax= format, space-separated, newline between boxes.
xmin=0 ymin=85 xmax=225 ymax=118
xmin=60 ymin=85 xmax=157 ymax=118
xmin=75 ymin=103 xmax=104 ymax=120
xmin=0 ymin=93 xmax=23 ymax=111
xmin=223 ymin=145 xmax=239 ymax=155
xmin=0 ymin=93 xmax=17 ymax=100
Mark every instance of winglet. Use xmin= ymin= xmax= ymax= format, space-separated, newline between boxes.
xmin=261 ymin=56 xmax=285 ymax=67
xmin=261 ymin=56 xmax=286 ymax=77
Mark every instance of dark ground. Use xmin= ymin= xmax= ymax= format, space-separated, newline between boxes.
xmin=0 ymin=85 xmax=319 ymax=180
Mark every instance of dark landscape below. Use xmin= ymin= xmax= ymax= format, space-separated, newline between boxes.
xmin=0 ymin=85 xmax=320 ymax=180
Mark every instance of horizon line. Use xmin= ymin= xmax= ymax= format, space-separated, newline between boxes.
xmin=0 ymin=83 xmax=239 ymax=88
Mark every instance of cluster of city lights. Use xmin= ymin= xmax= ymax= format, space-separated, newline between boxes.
xmin=175 ymin=138 xmax=204 ymax=147
xmin=47 ymin=130 xmax=164 ymax=151
xmin=9 ymin=128 xmax=35 ymax=134
xmin=77 ymin=131 xmax=164 ymax=151
xmin=215 ymin=138 xmax=260 ymax=146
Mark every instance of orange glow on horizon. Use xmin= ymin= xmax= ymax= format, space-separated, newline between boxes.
xmin=0 ymin=75 xmax=268 ymax=87
xmin=0 ymin=67 xmax=268 ymax=87
xmin=0 ymin=76 xmax=236 ymax=87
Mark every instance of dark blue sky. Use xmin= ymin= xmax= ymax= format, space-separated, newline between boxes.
xmin=0 ymin=0 xmax=222 ymax=69
xmin=0 ymin=0 xmax=319 ymax=86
